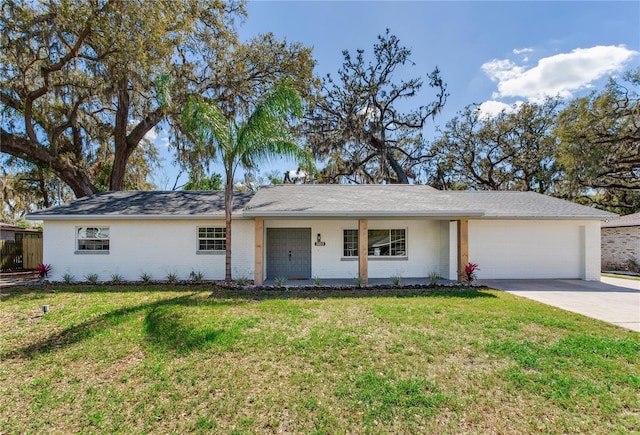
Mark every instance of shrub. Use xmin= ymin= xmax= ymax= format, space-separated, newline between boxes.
xmin=235 ymin=276 xmax=249 ymax=285
xmin=274 ymin=277 xmax=286 ymax=287
xmin=390 ymin=275 xmax=402 ymax=286
xmin=140 ymin=272 xmax=152 ymax=283
xmin=166 ymin=272 xmax=178 ymax=283
xmin=62 ymin=273 xmax=75 ymax=284
xmin=85 ymin=273 xmax=99 ymax=284
xmin=354 ymin=276 xmax=364 ymax=288
xmin=428 ymin=271 xmax=440 ymax=285
xmin=313 ymin=276 xmax=322 ymax=286
xmin=190 ymin=270 xmax=204 ymax=283
xmin=464 ymin=262 xmax=479 ymax=283
xmin=111 ymin=274 xmax=124 ymax=284
xmin=36 ymin=263 xmax=52 ymax=279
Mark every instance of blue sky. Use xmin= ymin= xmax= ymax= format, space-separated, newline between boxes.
xmin=154 ymin=1 xmax=640 ymax=188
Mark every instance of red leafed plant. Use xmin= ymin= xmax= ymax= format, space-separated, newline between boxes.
xmin=464 ymin=262 xmax=479 ymax=283
xmin=36 ymin=263 xmax=52 ymax=279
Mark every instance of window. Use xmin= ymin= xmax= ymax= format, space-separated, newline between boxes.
xmin=342 ymin=228 xmax=406 ymax=257
xmin=343 ymin=229 xmax=359 ymax=257
xmin=77 ymin=227 xmax=110 ymax=251
xmin=198 ymin=227 xmax=226 ymax=251
xmin=368 ymin=229 xmax=406 ymax=256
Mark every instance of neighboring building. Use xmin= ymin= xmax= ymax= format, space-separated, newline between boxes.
xmin=601 ymin=212 xmax=640 ymax=273
xmin=27 ymin=185 xmax=615 ymax=283
xmin=0 ymin=223 xmax=42 ymax=241
xmin=0 ymin=223 xmax=43 ymax=270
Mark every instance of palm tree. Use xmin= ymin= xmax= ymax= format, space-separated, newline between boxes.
xmin=181 ymin=83 xmax=310 ymax=281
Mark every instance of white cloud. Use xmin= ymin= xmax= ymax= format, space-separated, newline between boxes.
xmin=476 ymin=100 xmax=521 ymax=119
xmin=141 ymin=125 xmax=170 ymax=148
xmin=513 ymin=47 xmax=534 ymax=55
xmin=482 ymin=45 xmax=638 ymax=102
xmin=482 ymin=59 xmax=525 ymax=83
xmin=143 ymin=127 xmax=158 ymax=142
xmin=127 ymin=120 xmax=169 ymax=148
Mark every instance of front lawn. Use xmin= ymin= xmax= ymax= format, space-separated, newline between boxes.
xmin=602 ymin=272 xmax=640 ymax=281
xmin=1 ymin=285 xmax=638 ymax=434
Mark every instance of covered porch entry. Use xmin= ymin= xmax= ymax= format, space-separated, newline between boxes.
xmin=252 ymin=218 xmax=467 ymax=286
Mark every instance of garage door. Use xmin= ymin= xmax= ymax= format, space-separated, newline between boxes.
xmin=468 ymin=220 xmax=584 ymax=279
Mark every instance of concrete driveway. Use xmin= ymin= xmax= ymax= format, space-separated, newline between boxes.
xmin=480 ymin=277 xmax=640 ymax=332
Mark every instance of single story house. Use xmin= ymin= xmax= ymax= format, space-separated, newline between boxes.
xmin=601 ymin=212 xmax=640 ymax=272
xmin=26 ymin=185 xmax=616 ymax=284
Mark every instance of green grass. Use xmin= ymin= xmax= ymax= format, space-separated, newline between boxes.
xmin=602 ymin=272 xmax=640 ymax=281
xmin=1 ymin=284 xmax=639 ymax=434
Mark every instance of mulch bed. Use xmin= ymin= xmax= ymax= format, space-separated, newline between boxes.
xmin=0 ymin=277 xmax=486 ymax=300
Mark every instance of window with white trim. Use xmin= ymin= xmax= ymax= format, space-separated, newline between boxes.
xmin=343 ymin=229 xmax=359 ymax=257
xmin=77 ymin=227 xmax=110 ymax=251
xmin=342 ymin=228 xmax=407 ymax=257
xmin=198 ymin=227 xmax=226 ymax=251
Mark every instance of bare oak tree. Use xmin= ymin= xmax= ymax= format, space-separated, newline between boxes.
xmin=304 ymin=30 xmax=448 ymax=184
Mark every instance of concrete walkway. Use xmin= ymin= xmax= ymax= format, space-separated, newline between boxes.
xmin=479 ymin=278 xmax=640 ymax=332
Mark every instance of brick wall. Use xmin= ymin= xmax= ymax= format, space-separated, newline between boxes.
xmin=601 ymin=226 xmax=640 ymax=271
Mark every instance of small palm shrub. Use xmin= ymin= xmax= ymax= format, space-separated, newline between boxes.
xmin=139 ymin=272 xmax=152 ymax=283
xmin=111 ymin=274 xmax=124 ymax=284
xmin=166 ymin=272 xmax=178 ymax=283
xmin=428 ymin=271 xmax=440 ymax=285
xmin=235 ymin=276 xmax=249 ymax=285
xmin=274 ymin=277 xmax=286 ymax=287
xmin=390 ymin=275 xmax=402 ymax=286
xmin=62 ymin=273 xmax=75 ymax=284
xmin=190 ymin=270 xmax=204 ymax=283
xmin=85 ymin=273 xmax=99 ymax=284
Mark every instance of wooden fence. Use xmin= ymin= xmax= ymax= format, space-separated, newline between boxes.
xmin=23 ymin=238 xmax=44 ymax=269
xmin=1 ymin=238 xmax=43 ymax=270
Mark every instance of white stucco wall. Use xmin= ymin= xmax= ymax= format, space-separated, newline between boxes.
xmin=468 ymin=219 xmax=601 ymax=280
xmin=262 ymin=218 xmax=445 ymax=280
xmin=43 ymin=219 xmax=254 ymax=282
xmin=41 ymin=216 xmax=602 ymax=283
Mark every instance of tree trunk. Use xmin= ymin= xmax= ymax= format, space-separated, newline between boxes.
xmin=224 ymin=169 xmax=234 ymax=282
xmin=110 ymin=78 xmax=132 ymax=191
xmin=369 ymin=134 xmax=409 ymax=184
xmin=37 ymin=167 xmax=50 ymax=208
xmin=60 ymin=167 xmax=98 ymax=197
xmin=386 ymin=148 xmax=410 ymax=184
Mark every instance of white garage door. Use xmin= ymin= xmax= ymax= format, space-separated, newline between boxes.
xmin=469 ymin=220 xmax=584 ymax=279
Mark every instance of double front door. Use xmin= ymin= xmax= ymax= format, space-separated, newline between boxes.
xmin=266 ymin=228 xmax=311 ymax=280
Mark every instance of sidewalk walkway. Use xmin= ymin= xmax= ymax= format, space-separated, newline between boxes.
xmin=0 ymin=271 xmax=40 ymax=288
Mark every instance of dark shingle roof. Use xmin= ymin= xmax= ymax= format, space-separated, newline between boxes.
xmin=243 ymin=185 xmax=616 ymax=219
xmin=27 ymin=186 xmax=617 ymax=221
xmin=602 ymin=211 xmax=640 ymax=228
xmin=27 ymin=191 xmax=253 ymax=220
xmin=243 ymin=184 xmax=481 ymax=217
xmin=446 ymin=191 xmax=616 ymax=219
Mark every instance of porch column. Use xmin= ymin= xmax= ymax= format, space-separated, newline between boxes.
xmin=254 ymin=218 xmax=264 ymax=285
xmin=457 ymin=218 xmax=469 ymax=282
xmin=358 ymin=219 xmax=368 ymax=286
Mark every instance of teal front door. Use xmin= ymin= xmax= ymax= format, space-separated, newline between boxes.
xmin=266 ymin=228 xmax=311 ymax=280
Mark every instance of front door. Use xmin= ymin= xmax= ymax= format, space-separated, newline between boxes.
xmin=266 ymin=228 xmax=311 ymax=280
